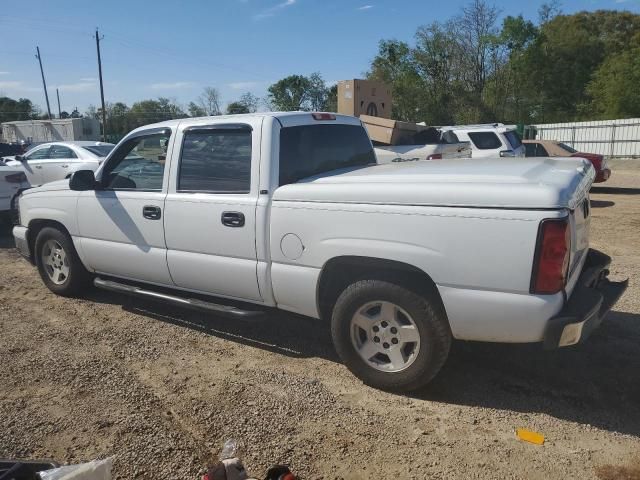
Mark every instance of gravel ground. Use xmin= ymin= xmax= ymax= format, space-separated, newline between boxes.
xmin=1 ymin=166 xmax=639 ymax=479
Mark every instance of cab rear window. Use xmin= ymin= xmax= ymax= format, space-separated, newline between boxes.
xmin=279 ymin=124 xmax=375 ymax=186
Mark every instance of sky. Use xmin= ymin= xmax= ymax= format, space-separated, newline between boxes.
xmin=1 ymin=0 xmax=639 ymax=115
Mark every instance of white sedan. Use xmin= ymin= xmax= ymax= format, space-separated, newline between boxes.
xmin=4 ymin=141 xmax=115 ymax=186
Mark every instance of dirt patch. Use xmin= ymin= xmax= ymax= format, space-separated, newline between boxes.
xmin=596 ymin=461 xmax=640 ymax=480
xmin=1 ymin=170 xmax=640 ymax=479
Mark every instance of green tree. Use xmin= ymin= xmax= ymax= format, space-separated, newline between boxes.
xmin=324 ymin=85 xmax=338 ymax=112
xmin=188 ymin=102 xmax=207 ymax=117
xmin=226 ymin=101 xmax=250 ymax=114
xmin=267 ymin=75 xmax=313 ymax=111
xmin=0 ymin=96 xmax=37 ymax=123
xmin=368 ymin=39 xmax=427 ymax=122
xmin=585 ymin=42 xmax=640 ymax=118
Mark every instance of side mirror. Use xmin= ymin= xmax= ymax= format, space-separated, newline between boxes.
xmin=69 ymin=170 xmax=97 ymax=191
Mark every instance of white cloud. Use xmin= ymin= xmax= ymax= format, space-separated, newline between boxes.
xmin=358 ymin=5 xmax=374 ymax=10
xmin=254 ymin=0 xmax=297 ymax=20
xmin=228 ymin=81 xmax=260 ymax=90
xmin=149 ymin=81 xmax=195 ymax=90
xmin=0 ymin=71 xmax=10 ymax=75
xmin=0 ymin=81 xmax=40 ymax=93
xmin=79 ymin=77 xmax=97 ymax=82
xmin=58 ymin=81 xmax=97 ymax=92
xmin=0 ymin=81 xmax=23 ymax=89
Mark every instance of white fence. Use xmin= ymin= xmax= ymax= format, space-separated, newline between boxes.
xmin=532 ymin=118 xmax=640 ymax=158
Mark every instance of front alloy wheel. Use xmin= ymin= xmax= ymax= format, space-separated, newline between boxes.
xmin=41 ymin=239 xmax=70 ymax=285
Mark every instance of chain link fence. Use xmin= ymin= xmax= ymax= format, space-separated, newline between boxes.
xmin=530 ymin=119 xmax=640 ymax=158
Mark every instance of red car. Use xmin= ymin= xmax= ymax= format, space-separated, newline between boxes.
xmin=523 ymin=140 xmax=611 ymax=183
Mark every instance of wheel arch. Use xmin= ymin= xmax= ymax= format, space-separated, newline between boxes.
xmin=316 ymin=255 xmax=447 ymax=322
xmin=27 ymin=219 xmax=74 ymax=264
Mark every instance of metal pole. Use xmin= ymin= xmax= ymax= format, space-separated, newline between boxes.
xmin=56 ymin=88 xmax=62 ymax=118
xmin=95 ymin=28 xmax=107 ymax=141
xmin=35 ymin=46 xmax=52 ymax=119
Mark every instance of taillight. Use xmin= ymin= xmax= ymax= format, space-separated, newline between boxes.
xmin=5 ymin=172 xmax=27 ymax=183
xmin=427 ymin=153 xmax=442 ymax=160
xmin=312 ymin=113 xmax=336 ymax=121
xmin=531 ymin=218 xmax=570 ymax=294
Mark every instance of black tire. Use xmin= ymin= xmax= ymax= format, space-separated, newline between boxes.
xmin=331 ymin=280 xmax=451 ymax=392
xmin=34 ymin=226 xmax=91 ymax=296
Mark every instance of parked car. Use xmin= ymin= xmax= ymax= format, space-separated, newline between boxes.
xmin=523 ymin=139 xmax=611 ymax=183
xmin=0 ymin=164 xmax=29 ymax=221
xmin=440 ymin=123 xmax=526 ymax=158
xmin=12 ymin=112 xmax=626 ymax=391
xmin=3 ymin=141 xmax=115 ymax=186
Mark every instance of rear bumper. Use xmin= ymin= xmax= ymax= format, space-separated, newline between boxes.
xmin=543 ymin=249 xmax=627 ymax=349
xmin=13 ymin=225 xmax=31 ymax=261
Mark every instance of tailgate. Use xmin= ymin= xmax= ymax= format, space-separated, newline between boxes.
xmin=565 ymin=195 xmax=591 ymax=296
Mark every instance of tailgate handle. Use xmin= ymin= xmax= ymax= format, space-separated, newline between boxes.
xmin=221 ymin=211 xmax=245 ymax=227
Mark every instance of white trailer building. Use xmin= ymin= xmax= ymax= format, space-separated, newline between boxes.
xmin=1 ymin=118 xmax=100 ymax=144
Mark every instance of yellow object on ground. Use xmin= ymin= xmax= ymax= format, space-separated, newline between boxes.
xmin=516 ymin=428 xmax=545 ymax=445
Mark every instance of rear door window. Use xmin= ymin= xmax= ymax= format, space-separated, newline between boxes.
xmin=467 ymin=132 xmax=502 ymax=150
xmin=178 ymin=127 xmax=252 ymax=193
xmin=504 ymin=130 xmax=522 ymax=149
xmin=525 ymin=143 xmax=548 ymax=157
xmin=49 ymin=145 xmax=77 ymax=159
xmin=279 ymin=124 xmax=375 ymax=186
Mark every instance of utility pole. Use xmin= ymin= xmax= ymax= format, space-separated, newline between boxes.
xmin=95 ymin=28 xmax=107 ymax=141
xmin=35 ymin=46 xmax=52 ymax=120
xmin=56 ymin=88 xmax=62 ymax=118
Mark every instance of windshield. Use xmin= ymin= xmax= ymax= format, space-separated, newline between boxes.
xmin=83 ymin=145 xmax=115 ymax=157
xmin=504 ymin=130 xmax=522 ymax=149
xmin=279 ymin=124 xmax=375 ymax=185
xmin=558 ymin=142 xmax=578 ymax=154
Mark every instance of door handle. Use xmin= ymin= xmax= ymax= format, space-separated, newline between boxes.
xmin=221 ymin=211 xmax=245 ymax=227
xmin=142 ymin=205 xmax=162 ymax=220
xmin=61 ymin=165 xmax=69 ymax=168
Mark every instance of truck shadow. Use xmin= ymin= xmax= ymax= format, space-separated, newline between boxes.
xmin=591 ymin=186 xmax=640 ymax=195
xmin=88 ymin=289 xmax=640 ymax=437
xmin=85 ymin=288 xmax=340 ymax=362
xmin=417 ymin=310 xmax=640 ymax=437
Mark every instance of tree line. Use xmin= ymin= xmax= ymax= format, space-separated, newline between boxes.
xmin=368 ymin=1 xmax=640 ymax=125
xmin=2 ymin=2 xmax=639 ymax=138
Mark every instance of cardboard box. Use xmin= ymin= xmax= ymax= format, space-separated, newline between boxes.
xmin=360 ymin=114 xmax=430 ymax=145
xmin=337 ymin=80 xmax=392 ymax=119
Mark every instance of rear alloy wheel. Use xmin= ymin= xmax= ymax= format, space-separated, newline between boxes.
xmin=350 ymin=301 xmax=421 ymax=373
xmin=332 ymin=279 xmax=451 ymax=392
xmin=35 ymin=227 xmax=91 ymax=296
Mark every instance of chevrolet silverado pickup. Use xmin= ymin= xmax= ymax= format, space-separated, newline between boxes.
xmin=12 ymin=112 xmax=627 ymax=391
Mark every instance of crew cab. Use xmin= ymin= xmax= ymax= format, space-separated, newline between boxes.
xmin=12 ymin=112 xmax=627 ymax=391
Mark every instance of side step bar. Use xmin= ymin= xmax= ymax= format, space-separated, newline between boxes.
xmin=94 ymin=278 xmax=266 ymax=319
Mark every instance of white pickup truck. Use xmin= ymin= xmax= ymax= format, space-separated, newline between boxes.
xmin=12 ymin=112 xmax=627 ymax=391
